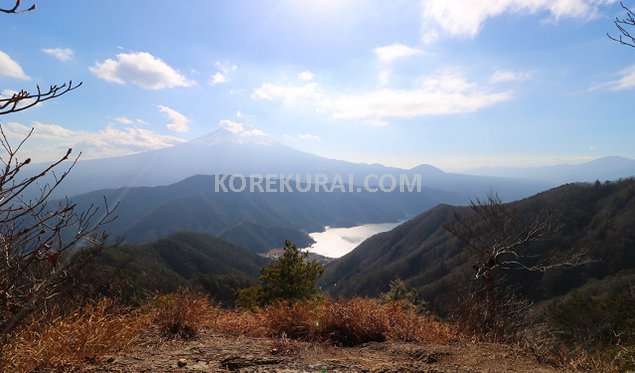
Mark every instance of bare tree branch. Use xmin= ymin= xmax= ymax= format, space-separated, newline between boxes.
xmin=444 ymin=191 xmax=597 ymax=338
xmin=0 ymin=0 xmax=35 ymax=14
xmin=0 ymin=2 xmax=114 ymax=349
xmin=0 ymin=81 xmax=82 ymax=116
xmin=0 ymin=127 xmax=119 ymax=343
xmin=445 ymin=191 xmax=593 ymax=280
xmin=608 ymin=1 xmax=635 ymax=48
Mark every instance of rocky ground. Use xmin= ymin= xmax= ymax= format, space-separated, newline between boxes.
xmin=78 ymin=329 xmax=571 ymax=373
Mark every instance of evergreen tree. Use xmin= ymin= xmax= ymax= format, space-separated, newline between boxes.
xmin=237 ymin=240 xmax=323 ymax=307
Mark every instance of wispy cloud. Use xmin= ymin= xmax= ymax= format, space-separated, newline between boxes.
xmin=0 ymin=51 xmax=30 ymax=80
xmin=42 ymin=47 xmax=74 ymax=62
xmin=283 ymin=133 xmax=320 ymax=142
xmin=211 ymin=72 xmax=228 ymax=85
xmin=421 ymin=0 xmax=615 ymax=39
xmin=113 ymin=116 xmax=134 ymax=125
xmin=489 ymin=69 xmax=532 ymax=83
xmin=252 ymin=82 xmax=324 ymax=106
xmin=1 ymin=121 xmax=185 ymax=161
xmin=378 ymin=69 xmax=392 ymax=86
xmin=253 ymin=71 xmax=511 ymax=121
xmin=589 ymin=64 xmax=635 ymax=92
xmin=90 ymin=52 xmax=194 ymax=89
xmin=374 ymin=43 xmax=423 ymax=64
xmin=298 ymin=70 xmax=314 ymax=81
xmin=112 ymin=116 xmax=148 ymax=126
xmin=210 ymin=60 xmax=238 ymax=85
xmin=158 ymin=105 xmax=190 ymax=132
xmin=219 ymin=120 xmax=265 ymax=137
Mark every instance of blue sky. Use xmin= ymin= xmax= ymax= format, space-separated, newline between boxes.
xmin=1 ymin=0 xmax=634 ymax=171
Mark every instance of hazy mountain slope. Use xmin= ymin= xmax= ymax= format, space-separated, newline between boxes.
xmin=323 ymin=178 xmax=635 ymax=312
xmin=73 ymin=232 xmax=270 ymax=304
xmin=69 ymin=174 xmax=462 ymax=252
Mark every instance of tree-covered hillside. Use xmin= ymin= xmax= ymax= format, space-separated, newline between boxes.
xmin=72 ymin=232 xmax=270 ymax=305
xmin=323 ymin=178 xmax=635 ymax=313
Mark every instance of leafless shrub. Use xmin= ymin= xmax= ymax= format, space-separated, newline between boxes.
xmin=150 ymin=288 xmax=208 ymax=340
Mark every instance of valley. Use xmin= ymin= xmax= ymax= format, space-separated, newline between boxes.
xmin=3 ymin=1 xmax=635 ymax=371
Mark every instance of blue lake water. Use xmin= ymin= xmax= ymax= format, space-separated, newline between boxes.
xmin=304 ymin=221 xmax=401 ymax=258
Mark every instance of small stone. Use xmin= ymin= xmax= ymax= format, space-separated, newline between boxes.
xmin=177 ymin=358 xmax=187 ymax=367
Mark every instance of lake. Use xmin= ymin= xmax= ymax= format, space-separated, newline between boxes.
xmin=304 ymin=221 xmax=402 ymax=258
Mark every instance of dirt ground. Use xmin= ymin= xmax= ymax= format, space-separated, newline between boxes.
xmin=76 ymin=328 xmax=573 ymax=373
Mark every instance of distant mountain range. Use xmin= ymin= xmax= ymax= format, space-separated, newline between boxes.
xmin=25 ymin=124 xmax=634 ymax=253
xmin=464 ymin=156 xmax=635 ymax=184
xmin=28 ymin=124 xmax=555 ymax=202
xmin=322 ymin=178 xmax=635 ymax=314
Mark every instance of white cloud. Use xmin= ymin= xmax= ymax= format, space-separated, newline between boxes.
xmin=0 ymin=51 xmax=30 ymax=80
xmin=1 ymin=121 xmax=185 ymax=161
xmin=378 ymin=69 xmax=392 ymax=86
xmin=253 ymin=71 xmax=511 ymax=120
xmin=113 ymin=116 xmax=134 ymax=125
xmin=210 ymin=72 xmax=228 ymax=85
xmin=298 ymin=70 xmax=314 ymax=81
xmin=489 ymin=69 xmax=532 ymax=83
xmin=364 ymin=119 xmax=390 ymax=127
xmin=210 ymin=60 xmax=237 ymax=85
xmin=374 ymin=43 xmax=423 ymax=64
xmin=42 ymin=48 xmax=74 ymax=62
xmin=158 ymin=105 xmax=190 ymax=132
xmin=421 ymin=0 xmax=615 ymax=39
xmin=112 ymin=116 xmax=148 ymax=126
xmin=252 ymin=82 xmax=324 ymax=105
xmin=589 ymin=64 xmax=635 ymax=91
xmin=90 ymin=52 xmax=194 ymax=89
xmin=283 ymin=133 xmax=320 ymax=142
xmin=421 ymin=30 xmax=439 ymax=44
xmin=219 ymin=120 xmax=265 ymax=137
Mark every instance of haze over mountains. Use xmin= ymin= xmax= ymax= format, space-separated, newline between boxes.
xmin=30 ymin=123 xmax=560 ymax=202
xmin=464 ymin=156 xmax=635 ymax=184
xmin=69 ymin=173 xmax=462 ymax=252
xmin=32 ymin=123 xmax=632 ymax=252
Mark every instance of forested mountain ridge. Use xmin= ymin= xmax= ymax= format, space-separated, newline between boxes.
xmin=323 ymin=178 xmax=635 ymax=313
xmin=72 ymin=232 xmax=270 ymax=304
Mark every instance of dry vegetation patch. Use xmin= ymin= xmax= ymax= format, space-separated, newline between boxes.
xmin=1 ymin=298 xmax=149 ymax=372
xmin=0 ymin=292 xmax=468 ymax=372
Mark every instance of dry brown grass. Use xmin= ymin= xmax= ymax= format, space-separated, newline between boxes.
xmin=1 ymin=293 xmax=456 ymax=372
xmin=0 ymin=298 xmax=150 ymax=373
xmin=203 ymin=305 xmax=268 ymax=337
xmin=149 ymin=288 xmax=208 ymax=340
xmin=381 ymin=300 xmax=454 ymax=343
xmin=319 ymin=298 xmax=389 ymax=346
xmin=204 ymin=297 xmax=456 ymax=346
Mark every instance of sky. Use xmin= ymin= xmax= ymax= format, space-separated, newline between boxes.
xmin=0 ymin=0 xmax=634 ymax=171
